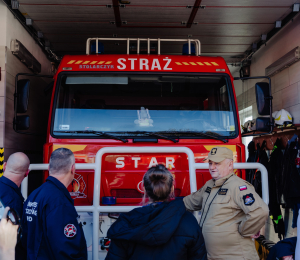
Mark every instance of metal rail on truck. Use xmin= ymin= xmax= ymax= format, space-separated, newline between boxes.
xmin=21 ymin=147 xmax=269 ymax=260
xmin=86 ymin=38 xmax=201 ymax=56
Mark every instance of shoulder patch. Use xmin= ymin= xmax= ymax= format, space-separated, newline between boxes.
xmin=243 ymin=193 xmax=255 ymax=206
xmin=239 ymin=185 xmax=247 ymax=191
xmin=64 ymin=224 xmax=77 ymax=238
xmin=205 ymin=187 xmax=211 ymax=193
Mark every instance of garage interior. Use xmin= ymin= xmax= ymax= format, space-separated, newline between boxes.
xmin=1 ymin=0 xmax=300 ymax=254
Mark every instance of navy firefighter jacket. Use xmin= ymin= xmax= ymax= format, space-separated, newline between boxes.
xmin=0 ymin=176 xmax=26 ymax=260
xmin=0 ymin=176 xmax=24 ymax=218
xmin=22 ymin=176 xmax=87 ymax=260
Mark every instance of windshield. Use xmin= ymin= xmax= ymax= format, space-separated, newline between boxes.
xmin=52 ymin=73 xmax=237 ymax=138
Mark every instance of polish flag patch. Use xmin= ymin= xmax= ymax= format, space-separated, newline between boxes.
xmin=239 ymin=185 xmax=247 ymax=191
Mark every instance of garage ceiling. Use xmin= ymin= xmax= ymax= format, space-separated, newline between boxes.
xmin=14 ymin=0 xmax=300 ymax=65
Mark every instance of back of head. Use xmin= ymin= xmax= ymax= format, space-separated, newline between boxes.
xmin=5 ymin=152 xmax=30 ymax=176
xmin=143 ymin=164 xmax=174 ymax=202
xmin=49 ymin=148 xmax=74 ymax=175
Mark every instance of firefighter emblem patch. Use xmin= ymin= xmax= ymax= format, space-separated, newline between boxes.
xmin=211 ymin=148 xmax=217 ymax=155
xmin=243 ymin=193 xmax=255 ymax=206
xmin=64 ymin=224 xmax=77 ymax=238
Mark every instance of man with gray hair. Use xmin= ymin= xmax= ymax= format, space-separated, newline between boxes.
xmin=22 ymin=148 xmax=87 ymax=260
xmin=183 ymin=146 xmax=269 ymax=260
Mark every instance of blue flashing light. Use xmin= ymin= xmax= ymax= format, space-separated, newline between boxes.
xmin=182 ymin=43 xmax=195 ymax=55
xmin=102 ymin=196 xmax=116 ymax=205
xmin=91 ymin=41 xmax=104 ymax=54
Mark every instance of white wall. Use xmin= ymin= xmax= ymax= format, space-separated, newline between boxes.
xmin=0 ymin=3 xmax=7 ymax=46
xmin=0 ymin=4 xmax=7 ymax=149
xmin=4 ymin=2 xmax=52 ymax=75
xmin=0 ymin=2 xmax=52 ymax=171
xmin=251 ymin=13 xmax=300 ymax=124
xmin=236 ymin=12 xmax=300 ymax=243
xmin=237 ymin=12 xmax=300 ymax=123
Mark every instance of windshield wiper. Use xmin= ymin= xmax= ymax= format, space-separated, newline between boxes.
xmin=158 ymin=131 xmax=228 ymax=143
xmin=54 ymin=130 xmax=227 ymax=143
xmin=53 ymin=130 xmax=128 ymax=143
xmin=129 ymin=131 xmax=179 ymax=143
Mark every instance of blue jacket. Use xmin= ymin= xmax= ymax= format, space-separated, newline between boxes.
xmin=0 ymin=176 xmax=26 ymax=260
xmin=22 ymin=176 xmax=87 ymax=260
xmin=0 ymin=176 xmax=24 ymax=218
xmin=105 ymin=199 xmax=207 ymax=260
xmin=266 ymin=237 xmax=297 ymax=260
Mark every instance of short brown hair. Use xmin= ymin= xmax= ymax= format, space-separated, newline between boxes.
xmin=143 ymin=164 xmax=174 ymax=202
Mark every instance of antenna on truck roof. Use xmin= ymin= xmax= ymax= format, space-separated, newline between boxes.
xmin=86 ymin=38 xmax=201 ymax=56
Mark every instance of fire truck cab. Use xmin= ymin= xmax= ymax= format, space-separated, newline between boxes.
xmin=16 ymin=38 xmax=272 ymax=260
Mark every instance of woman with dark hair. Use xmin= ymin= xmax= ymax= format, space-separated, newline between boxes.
xmin=105 ymin=164 xmax=207 ymax=260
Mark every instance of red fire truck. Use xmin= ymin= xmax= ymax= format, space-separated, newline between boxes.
xmin=15 ymin=38 xmax=272 ymax=259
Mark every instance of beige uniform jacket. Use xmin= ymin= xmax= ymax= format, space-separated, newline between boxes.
xmin=183 ymin=173 xmax=269 ymax=260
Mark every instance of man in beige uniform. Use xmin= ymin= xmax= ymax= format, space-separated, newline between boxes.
xmin=183 ymin=147 xmax=269 ymax=260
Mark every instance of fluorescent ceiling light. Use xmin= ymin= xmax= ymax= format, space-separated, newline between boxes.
xmin=293 ymin=3 xmax=300 ymax=12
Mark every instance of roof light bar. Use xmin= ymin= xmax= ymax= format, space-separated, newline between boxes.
xmin=86 ymin=38 xmax=201 ymax=56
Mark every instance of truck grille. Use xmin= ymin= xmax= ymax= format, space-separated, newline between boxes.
xmin=111 ymin=189 xmax=143 ymax=198
xmin=110 ymin=189 xmax=181 ymax=198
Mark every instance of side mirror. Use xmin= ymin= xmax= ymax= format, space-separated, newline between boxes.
xmin=14 ymin=115 xmax=30 ymax=130
xmin=255 ymin=117 xmax=272 ymax=132
xmin=15 ymin=79 xmax=30 ymax=113
xmin=255 ymin=82 xmax=271 ymax=115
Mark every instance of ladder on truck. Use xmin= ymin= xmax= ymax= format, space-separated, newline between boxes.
xmin=85 ymin=37 xmax=202 ymax=56
xmin=21 ymin=147 xmax=269 ymax=260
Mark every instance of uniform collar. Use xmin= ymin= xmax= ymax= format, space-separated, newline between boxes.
xmin=0 ymin=176 xmax=24 ymax=202
xmin=214 ymin=172 xmax=235 ymax=187
xmin=46 ymin=176 xmax=74 ymax=205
